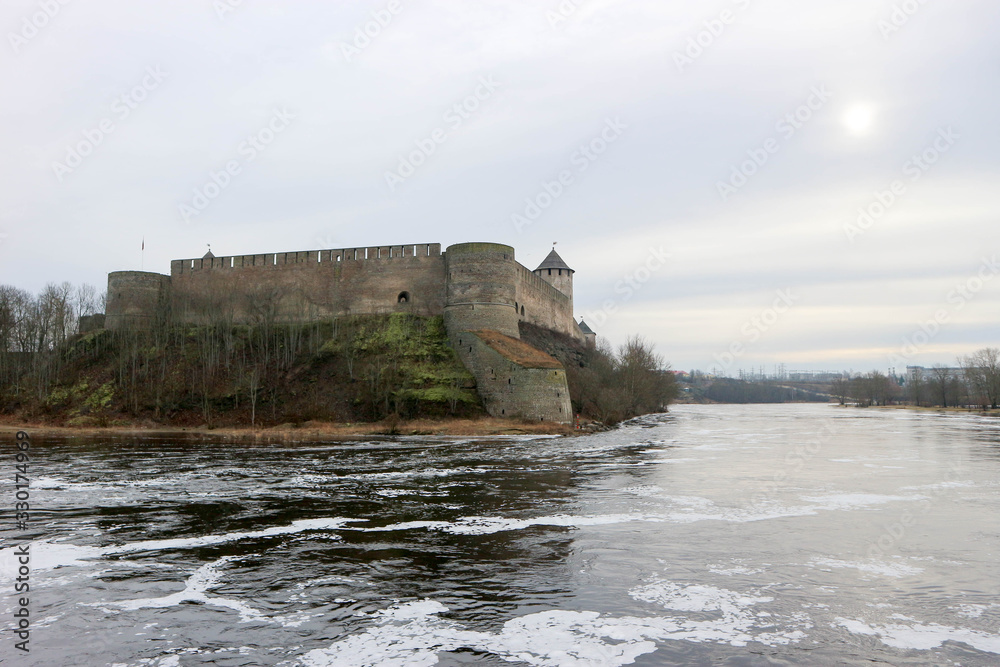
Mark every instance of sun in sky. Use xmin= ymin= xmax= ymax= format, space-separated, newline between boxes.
xmin=842 ymin=103 xmax=876 ymax=135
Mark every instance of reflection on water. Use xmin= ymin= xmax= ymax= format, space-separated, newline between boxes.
xmin=2 ymin=405 xmax=999 ymax=665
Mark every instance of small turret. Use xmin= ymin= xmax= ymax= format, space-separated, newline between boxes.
xmin=534 ymin=248 xmax=574 ymax=301
xmin=577 ymin=319 xmax=596 ymax=349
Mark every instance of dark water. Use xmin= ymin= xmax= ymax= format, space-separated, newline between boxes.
xmin=2 ymin=404 xmax=1000 ymax=666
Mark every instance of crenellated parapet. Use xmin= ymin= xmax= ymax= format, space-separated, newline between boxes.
xmin=170 ymin=244 xmax=442 ymax=276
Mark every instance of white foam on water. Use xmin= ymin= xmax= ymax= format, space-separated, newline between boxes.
xmin=24 ymin=473 xmax=201 ymax=492
xmin=116 ymin=654 xmax=183 ymax=667
xmin=621 ymin=485 xmax=665 ymax=497
xmin=353 ymin=514 xmax=661 ymax=536
xmin=0 ymin=517 xmax=359 ymax=580
xmin=87 ymin=556 xmax=268 ymax=623
xmin=444 ymin=514 xmax=663 ymax=535
xmin=300 ymin=592 xmax=807 ymax=667
xmin=707 ymin=562 xmax=764 ymax=577
xmin=835 ymin=617 xmax=1000 ymax=653
xmin=630 ymin=580 xmax=773 ymax=614
xmin=810 ymin=558 xmax=923 ymax=578
xmin=668 ymin=496 xmax=716 ymax=509
xmin=351 ymin=492 xmax=937 ymax=537
xmin=362 ymin=520 xmax=454 ymax=533
xmin=34 ymin=613 xmax=63 ymax=628
xmin=902 ymin=481 xmax=976 ymax=492
xmin=87 ymin=556 xmax=322 ymax=628
xmin=953 ymin=603 xmax=1000 ymax=619
xmin=375 ymin=489 xmax=450 ymax=498
xmin=799 ymin=493 xmax=926 ymax=509
xmin=287 ymin=473 xmax=338 ymax=486
xmin=31 ymin=476 xmax=71 ymax=489
xmin=342 ymin=467 xmax=491 ymax=482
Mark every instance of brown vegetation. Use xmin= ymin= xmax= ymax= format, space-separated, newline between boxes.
xmin=0 ymin=308 xmax=483 ymax=428
xmin=520 ymin=322 xmax=678 ymax=424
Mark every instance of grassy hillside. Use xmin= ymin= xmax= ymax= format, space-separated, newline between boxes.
xmin=3 ymin=314 xmax=483 ymax=428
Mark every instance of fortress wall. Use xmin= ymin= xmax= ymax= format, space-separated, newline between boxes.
xmin=514 ymin=264 xmax=580 ymax=341
xmin=78 ymin=313 xmax=106 ymax=333
xmin=452 ymin=331 xmax=572 ymax=423
xmin=169 ymin=244 xmax=446 ymax=324
xmin=104 ymin=240 xmax=578 ymax=423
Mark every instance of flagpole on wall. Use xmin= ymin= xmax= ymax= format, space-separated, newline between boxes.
xmin=141 ymin=237 xmax=145 ymax=271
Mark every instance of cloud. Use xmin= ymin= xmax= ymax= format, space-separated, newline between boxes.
xmin=1 ymin=0 xmax=997 ymax=371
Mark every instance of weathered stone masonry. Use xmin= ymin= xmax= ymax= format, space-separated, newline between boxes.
xmin=104 ymin=241 xmax=588 ymax=423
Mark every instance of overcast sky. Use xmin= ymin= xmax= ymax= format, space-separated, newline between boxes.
xmin=1 ymin=0 xmax=997 ymax=374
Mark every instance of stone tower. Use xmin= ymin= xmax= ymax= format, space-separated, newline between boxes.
xmin=443 ymin=242 xmax=520 ymax=340
xmin=105 ymin=271 xmax=171 ymax=330
xmin=534 ymin=248 xmax=574 ymax=301
xmin=443 ymin=242 xmax=573 ymax=423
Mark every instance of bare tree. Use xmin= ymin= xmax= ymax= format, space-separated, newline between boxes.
xmin=249 ymin=366 xmax=261 ymax=427
xmin=906 ymin=368 xmax=925 ymax=406
xmin=850 ymin=371 xmax=894 ymax=407
xmin=617 ymin=335 xmax=674 ymax=415
xmin=75 ymin=283 xmax=100 ymax=318
xmin=962 ymin=348 xmax=1000 ymax=409
xmin=570 ymin=335 xmax=677 ymax=424
xmin=830 ymin=377 xmax=850 ymax=405
xmin=928 ymin=365 xmax=953 ymax=408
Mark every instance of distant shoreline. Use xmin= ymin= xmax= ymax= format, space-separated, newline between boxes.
xmin=834 ymin=404 xmax=999 ymax=415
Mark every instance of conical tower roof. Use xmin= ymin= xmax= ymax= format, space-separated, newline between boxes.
xmin=535 ymin=248 xmax=573 ymax=273
xmin=203 ymin=249 xmax=215 ymax=259
xmin=578 ymin=319 xmax=595 ymax=335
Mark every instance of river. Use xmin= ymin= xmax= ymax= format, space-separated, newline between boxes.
xmin=2 ymin=404 xmax=999 ymax=665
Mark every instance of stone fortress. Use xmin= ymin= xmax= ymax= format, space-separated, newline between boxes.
xmin=103 ymin=242 xmax=598 ymax=423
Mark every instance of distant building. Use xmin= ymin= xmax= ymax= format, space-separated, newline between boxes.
xmin=905 ymin=365 xmax=964 ymax=379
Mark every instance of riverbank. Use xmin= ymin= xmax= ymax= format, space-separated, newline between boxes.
xmin=0 ymin=415 xmax=586 ymax=441
xmin=835 ymin=404 xmax=999 ymax=415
